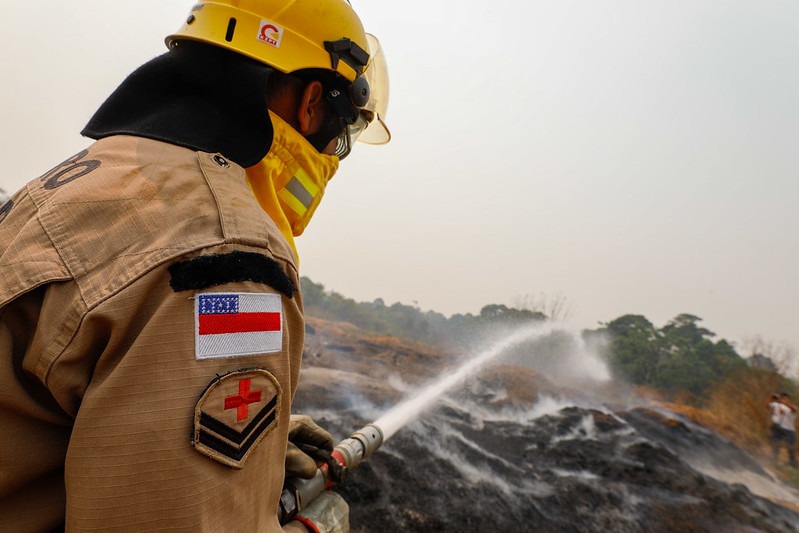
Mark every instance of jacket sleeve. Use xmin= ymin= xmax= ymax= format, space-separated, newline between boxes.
xmin=51 ymin=248 xmax=305 ymax=532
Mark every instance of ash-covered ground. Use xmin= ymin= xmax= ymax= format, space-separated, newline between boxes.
xmin=293 ymin=318 xmax=799 ymax=532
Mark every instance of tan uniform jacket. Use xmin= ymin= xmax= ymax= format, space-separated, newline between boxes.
xmin=0 ymin=135 xmax=304 ymax=531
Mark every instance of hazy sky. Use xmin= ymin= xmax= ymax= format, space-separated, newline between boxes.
xmin=1 ymin=1 xmax=797 ymax=353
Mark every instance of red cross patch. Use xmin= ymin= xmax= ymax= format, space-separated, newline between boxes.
xmin=192 ymin=369 xmax=282 ymax=468
xmin=225 ymin=378 xmax=262 ymax=421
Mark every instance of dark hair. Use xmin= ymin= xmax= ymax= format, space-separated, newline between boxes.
xmin=266 ymin=69 xmax=302 ymax=101
xmin=267 ymin=68 xmax=352 ymax=153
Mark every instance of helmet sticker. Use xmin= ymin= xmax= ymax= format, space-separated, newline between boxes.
xmin=258 ymin=20 xmax=284 ymax=48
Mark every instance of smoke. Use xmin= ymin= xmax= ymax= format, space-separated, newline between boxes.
xmin=551 ymin=414 xmax=600 ymax=443
xmin=740 ymin=335 xmax=799 ymax=379
xmin=693 ymin=465 xmax=799 ymax=506
xmin=435 ymin=393 xmax=579 ymax=428
xmin=644 ymin=409 xmax=799 ymax=507
xmin=421 ymin=395 xmax=575 ymax=461
xmin=366 ymin=319 xmax=613 ymax=441
xmin=374 ymin=323 xmax=567 ymax=439
xmin=493 ymin=322 xmax=611 ymax=385
xmin=370 ymin=323 xmax=616 ymax=440
xmin=550 ymin=467 xmax=600 ymax=481
xmin=303 ymin=320 xmax=614 ymax=443
xmin=526 ymin=394 xmax=582 ymax=419
xmin=400 ymin=416 xmax=554 ymax=499
xmin=299 ymin=320 xmax=799 ymax=529
xmin=408 ymin=389 xmax=799 ymax=513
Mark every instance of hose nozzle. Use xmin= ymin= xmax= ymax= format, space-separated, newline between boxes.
xmin=279 ymin=423 xmax=385 ymax=523
xmin=332 ymin=423 xmax=383 ymax=472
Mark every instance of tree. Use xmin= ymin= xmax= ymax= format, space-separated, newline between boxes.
xmin=601 ymin=313 xmax=747 ymax=401
xmin=479 ymin=304 xmax=546 ymax=324
xmin=301 ymin=277 xmax=327 ymax=307
xmin=604 ymin=315 xmax=663 ymax=386
xmin=741 ymin=335 xmax=799 ymax=379
xmin=512 ymin=291 xmax=573 ymax=321
xmin=661 ymin=313 xmax=715 ymax=345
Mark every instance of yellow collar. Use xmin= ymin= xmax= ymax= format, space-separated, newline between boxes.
xmin=245 ymin=111 xmax=339 ymax=262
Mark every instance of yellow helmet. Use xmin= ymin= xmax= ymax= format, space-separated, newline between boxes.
xmin=167 ymin=0 xmax=390 ymax=152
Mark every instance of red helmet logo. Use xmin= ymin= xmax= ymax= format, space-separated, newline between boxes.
xmin=258 ymin=20 xmax=284 ymax=48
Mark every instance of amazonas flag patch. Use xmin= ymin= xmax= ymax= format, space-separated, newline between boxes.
xmin=195 ymin=292 xmax=282 ymax=359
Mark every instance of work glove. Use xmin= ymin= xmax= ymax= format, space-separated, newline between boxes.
xmin=286 ymin=414 xmax=335 ymax=479
xmin=294 ymin=490 xmax=350 ymax=533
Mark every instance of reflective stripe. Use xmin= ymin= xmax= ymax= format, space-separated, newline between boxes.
xmin=277 ymin=168 xmax=318 ymax=216
xmin=286 ymin=176 xmax=314 ymax=208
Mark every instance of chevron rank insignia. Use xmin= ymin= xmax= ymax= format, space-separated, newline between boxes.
xmin=192 ymin=369 xmax=282 ymax=468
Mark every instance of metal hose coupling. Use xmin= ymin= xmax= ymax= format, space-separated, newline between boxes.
xmin=332 ymin=423 xmax=384 ymax=473
xmin=279 ymin=423 xmax=385 ymax=523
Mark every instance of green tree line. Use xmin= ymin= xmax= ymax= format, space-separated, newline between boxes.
xmin=592 ymin=313 xmax=747 ymax=397
xmin=301 ymin=277 xmax=547 ymax=349
xmin=301 ymin=277 xmax=795 ymax=402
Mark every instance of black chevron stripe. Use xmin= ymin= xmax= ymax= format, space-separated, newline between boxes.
xmin=199 ymin=395 xmax=278 ymax=445
xmin=198 ymin=408 xmax=277 ymax=461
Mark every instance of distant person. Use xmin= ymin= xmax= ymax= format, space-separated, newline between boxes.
xmin=778 ymin=393 xmax=797 ymax=466
xmin=769 ymin=393 xmax=797 ymax=467
xmin=768 ymin=393 xmax=783 ymax=459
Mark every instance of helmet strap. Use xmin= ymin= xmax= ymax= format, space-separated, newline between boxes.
xmin=303 ymin=84 xmax=360 ymax=158
xmin=304 ymin=112 xmax=346 ymax=155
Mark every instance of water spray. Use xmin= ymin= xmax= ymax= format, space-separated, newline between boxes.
xmin=279 ymin=323 xmax=573 ymax=523
xmin=374 ymin=325 xmax=561 ymax=440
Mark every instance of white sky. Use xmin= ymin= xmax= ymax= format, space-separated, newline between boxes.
xmin=1 ymin=1 xmax=797 ymax=352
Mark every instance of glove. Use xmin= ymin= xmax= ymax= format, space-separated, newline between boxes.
xmin=294 ymin=490 xmax=349 ymax=533
xmin=286 ymin=415 xmax=335 ymax=479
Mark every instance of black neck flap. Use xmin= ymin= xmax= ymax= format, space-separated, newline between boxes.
xmin=82 ymin=41 xmax=274 ymax=168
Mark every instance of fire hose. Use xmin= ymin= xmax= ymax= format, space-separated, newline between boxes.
xmin=278 ymin=423 xmax=384 ymax=524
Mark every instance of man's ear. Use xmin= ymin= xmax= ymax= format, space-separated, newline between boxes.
xmin=296 ymin=81 xmax=326 ymax=135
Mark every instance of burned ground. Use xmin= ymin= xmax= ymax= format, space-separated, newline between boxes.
xmin=293 ymin=318 xmax=799 ymax=532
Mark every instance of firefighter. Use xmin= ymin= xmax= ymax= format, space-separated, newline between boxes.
xmin=0 ymin=1 xmax=389 ymax=531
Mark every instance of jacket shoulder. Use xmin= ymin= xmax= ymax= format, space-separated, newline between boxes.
xmin=2 ymin=136 xmax=291 ymax=309
xmin=0 ymin=186 xmax=70 ymax=306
